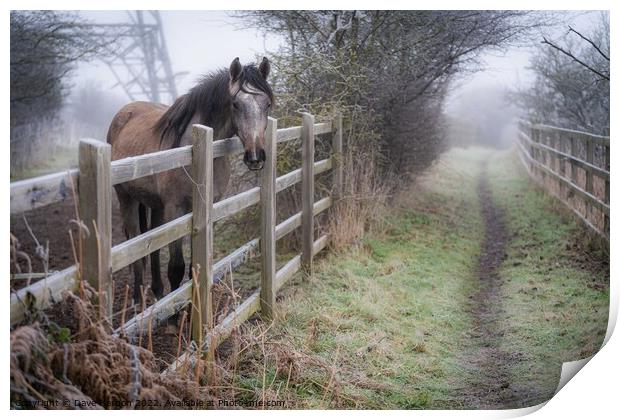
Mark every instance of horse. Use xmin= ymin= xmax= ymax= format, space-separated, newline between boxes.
xmin=106 ymin=57 xmax=274 ymax=303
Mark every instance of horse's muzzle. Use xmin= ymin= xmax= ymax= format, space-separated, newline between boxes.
xmin=244 ymin=149 xmax=266 ymax=171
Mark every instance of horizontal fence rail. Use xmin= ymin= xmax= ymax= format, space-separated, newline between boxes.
xmin=10 ymin=121 xmax=333 ymax=214
xmin=116 ymin=195 xmax=333 ymax=340
xmin=164 ymin=234 xmax=329 ymax=375
xmin=10 ymin=169 xmax=78 ymax=214
xmin=10 ymin=113 xmax=343 ymax=377
xmin=516 ymin=120 xmax=609 ymax=239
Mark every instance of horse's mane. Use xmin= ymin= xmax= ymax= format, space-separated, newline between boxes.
xmin=154 ymin=64 xmax=274 ymax=149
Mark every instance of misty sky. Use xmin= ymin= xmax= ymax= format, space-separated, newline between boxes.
xmin=74 ymin=10 xmax=606 ymax=116
xmin=76 ymin=11 xmax=282 ymax=98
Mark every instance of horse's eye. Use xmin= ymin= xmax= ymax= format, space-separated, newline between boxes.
xmin=232 ymin=101 xmax=239 ymax=109
xmin=267 ymin=103 xmax=271 ymax=109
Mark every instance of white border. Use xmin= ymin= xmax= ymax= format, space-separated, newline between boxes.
xmin=3 ymin=1 xmax=617 ymax=418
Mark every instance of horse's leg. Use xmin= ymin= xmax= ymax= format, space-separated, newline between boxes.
xmin=138 ymin=203 xmax=148 ymax=233
xmin=165 ymin=204 xmax=186 ymax=292
xmin=149 ymin=206 xmax=164 ymax=298
xmin=138 ymin=203 xmax=149 ymax=279
xmin=116 ymin=191 xmax=145 ymax=304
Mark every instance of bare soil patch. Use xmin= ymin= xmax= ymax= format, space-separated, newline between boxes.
xmin=459 ymin=162 xmax=522 ymax=409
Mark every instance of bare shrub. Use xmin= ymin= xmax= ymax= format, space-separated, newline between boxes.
xmin=328 ymin=140 xmax=392 ymax=252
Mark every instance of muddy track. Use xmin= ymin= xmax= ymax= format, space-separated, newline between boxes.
xmin=460 ymin=162 xmax=521 ymax=409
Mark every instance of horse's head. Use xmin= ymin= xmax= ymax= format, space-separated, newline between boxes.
xmin=228 ymin=57 xmax=273 ymax=171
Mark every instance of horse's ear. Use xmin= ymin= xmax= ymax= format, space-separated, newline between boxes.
xmin=258 ymin=57 xmax=270 ymax=80
xmin=229 ymin=57 xmax=242 ymax=82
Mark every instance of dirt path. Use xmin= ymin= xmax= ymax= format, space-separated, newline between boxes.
xmin=459 ymin=161 xmax=521 ymax=409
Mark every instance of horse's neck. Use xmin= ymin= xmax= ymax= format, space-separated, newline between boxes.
xmin=212 ymin=115 xmax=235 ymax=140
xmin=179 ymin=112 xmax=234 ymax=146
xmin=178 ymin=111 xmax=232 ymax=199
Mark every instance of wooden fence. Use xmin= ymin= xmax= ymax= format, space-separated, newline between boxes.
xmin=516 ymin=120 xmax=609 ymax=239
xmin=10 ymin=112 xmax=343 ymax=370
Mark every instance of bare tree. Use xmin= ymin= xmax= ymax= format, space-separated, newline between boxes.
xmin=10 ymin=11 xmax=116 ymax=129
xmin=237 ymin=10 xmax=540 ymax=175
xmin=517 ymin=13 xmax=609 ymax=134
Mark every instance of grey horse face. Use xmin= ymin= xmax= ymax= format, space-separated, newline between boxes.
xmin=229 ymin=57 xmax=271 ymax=171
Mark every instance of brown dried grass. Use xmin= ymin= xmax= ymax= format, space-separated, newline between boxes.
xmin=10 ymin=286 xmax=202 ymax=409
xmin=328 ymin=145 xmax=393 ymax=251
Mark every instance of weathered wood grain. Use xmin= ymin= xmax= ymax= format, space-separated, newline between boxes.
xmin=274 ymin=255 xmax=301 ymax=292
xmin=532 ymin=123 xmax=610 ymax=147
xmin=166 ymin=233 xmax=329 ymax=374
xmin=332 ymin=113 xmax=344 ymax=201
xmin=516 ymin=135 xmax=609 ymax=238
xmin=314 ymin=121 xmax=332 ymax=135
xmin=190 ymin=125 xmax=214 ymax=348
xmin=110 ymin=146 xmax=192 ymax=185
xmin=275 ymin=158 xmax=331 ymax=194
xmin=275 ymin=197 xmax=332 ymax=240
xmin=110 ymin=214 xmax=192 ymax=272
xmin=213 ymin=186 xmax=260 ymax=222
xmin=524 ymin=132 xmax=609 ymax=180
xmin=301 ymin=112 xmax=315 ymax=277
xmin=79 ymin=139 xmax=113 ymax=319
xmin=277 ymin=126 xmax=302 ymax=143
xmin=10 ymin=266 xmax=79 ymax=325
xmin=10 ymin=169 xmax=78 ymax=214
xmin=260 ymin=118 xmax=277 ymax=319
xmin=117 ymin=238 xmax=260 ymax=339
xmin=119 ymin=281 xmax=192 ymax=341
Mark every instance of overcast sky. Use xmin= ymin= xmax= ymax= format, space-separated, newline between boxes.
xmin=445 ymin=10 xmax=605 ymax=111
xmin=74 ymin=10 xmax=606 ymax=113
xmin=75 ymin=11 xmax=281 ymax=98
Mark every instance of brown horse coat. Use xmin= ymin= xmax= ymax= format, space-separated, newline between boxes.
xmin=107 ymin=57 xmax=273 ymax=302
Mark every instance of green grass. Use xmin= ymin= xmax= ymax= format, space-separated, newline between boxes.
xmin=487 ymin=150 xmax=609 ymax=407
xmin=11 ymin=144 xmax=79 ymax=181
xmin=223 ymin=148 xmax=488 ymax=408
xmin=218 ymin=146 xmax=609 ymax=409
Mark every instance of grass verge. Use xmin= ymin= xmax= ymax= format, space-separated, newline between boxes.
xmin=486 ymin=149 xmax=609 ymax=407
xmin=217 ymin=147 xmax=490 ymax=408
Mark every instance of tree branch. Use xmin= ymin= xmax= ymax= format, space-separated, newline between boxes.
xmin=568 ymin=26 xmax=610 ymax=61
xmin=541 ymin=37 xmax=609 ymax=81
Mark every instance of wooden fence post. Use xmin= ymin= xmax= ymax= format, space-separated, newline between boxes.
xmin=532 ymin=128 xmax=541 ymax=181
xmin=541 ymin=132 xmax=548 ymax=185
xmin=570 ymin=136 xmax=577 ymax=181
xmin=301 ymin=112 xmax=315 ymax=278
xmin=190 ymin=125 xmax=214 ymax=362
xmin=260 ymin=117 xmax=277 ymax=319
xmin=604 ymin=145 xmax=610 ymax=237
xmin=529 ymin=125 xmax=536 ymax=175
xmin=557 ymin=132 xmax=566 ymax=199
xmin=79 ymin=139 xmax=112 ymax=320
xmin=332 ymin=113 xmax=344 ymax=202
xmin=585 ymin=137 xmax=594 ymax=223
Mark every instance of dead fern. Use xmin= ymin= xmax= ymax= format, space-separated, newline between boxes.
xmin=10 ymin=287 xmax=202 ymax=409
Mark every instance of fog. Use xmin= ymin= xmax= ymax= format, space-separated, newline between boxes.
xmin=445 ymin=10 xmax=606 ymax=149
xmin=10 ymin=10 xmax=608 ymax=179
xmin=70 ymin=10 xmax=605 ymax=147
xmin=69 ymin=10 xmax=608 ymax=147
xmin=74 ymin=11 xmax=281 ymax=101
